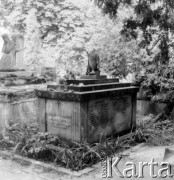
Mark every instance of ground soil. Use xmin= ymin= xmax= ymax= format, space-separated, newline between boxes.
xmin=0 ymin=144 xmax=174 ymax=180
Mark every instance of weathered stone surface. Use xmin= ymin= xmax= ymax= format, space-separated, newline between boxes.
xmin=36 ymin=82 xmax=139 ymax=142
xmin=0 ymin=71 xmax=46 ymax=86
xmin=36 ymin=86 xmax=139 ymax=102
xmin=0 ymin=70 xmax=32 ymax=78
xmin=0 ymin=84 xmax=46 ymax=135
xmin=45 ymin=100 xmax=81 ymax=141
xmin=0 ymin=34 xmax=14 ymax=70
xmin=0 ymin=84 xmax=46 ymax=102
xmin=48 ymin=82 xmax=131 ymax=92
xmin=80 ymin=75 xmax=107 ymax=80
xmin=12 ymin=34 xmax=25 ymax=69
xmin=66 ymin=78 xmax=119 ymax=85
xmin=87 ymin=96 xmax=132 ymax=141
xmin=86 ymin=50 xmax=100 ymax=75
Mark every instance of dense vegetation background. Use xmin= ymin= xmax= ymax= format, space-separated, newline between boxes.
xmin=0 ymin=0 xmax=137 ymax=78
xmin=95 ymin=0 xmax=174 ymax=120
xmin=1 ymin=0 xmax=174 ymax=118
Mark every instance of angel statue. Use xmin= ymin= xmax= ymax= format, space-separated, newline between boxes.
xmin=0 ymin=34 xmax=15 ymax=70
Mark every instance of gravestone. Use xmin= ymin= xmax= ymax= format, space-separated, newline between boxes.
xmin=36 ymin=76 xmax=139 ymax=142
xmin=0 ymin=33 xmax=26 ymax=70
xmin=0 ymin=34 xmax=14 ymax=70
xmin=36 ymin=55 xmax=139 ymax=142
xmin=0 ymin=84 xmax=46 ymax=136
xmin=0 ymin=34 xmax=46 ymax=87
xmin=12 ymin=34 xmax=25 ymax=69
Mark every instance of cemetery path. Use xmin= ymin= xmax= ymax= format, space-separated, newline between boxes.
xmin=77 ymin=144 xmax=174 ymax=180
xmin=0 ymin=144 xmax=174 ymax=180
xmin=0 ymin=156 xmax=67 ymax=180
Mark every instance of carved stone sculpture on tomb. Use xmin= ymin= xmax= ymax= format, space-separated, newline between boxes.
xmin=86 ymin=49 xmax=100 ymax=75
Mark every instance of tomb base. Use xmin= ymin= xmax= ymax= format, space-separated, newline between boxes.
xmin=0 ymin=84 xmax=47 ymax=136
xmin=80 ymin=75 xmax=107 ymax=80
xmin=36 ymin=78 xmax=139 ymax=143
xmin=0 ymin=69 xmax=47 ymax=135
xmin=0 ymin=70 xmax=46 ymax=86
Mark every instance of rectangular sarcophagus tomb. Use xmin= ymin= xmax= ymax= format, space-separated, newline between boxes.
xmin=36 ymin=78 xmax=139 ymax=142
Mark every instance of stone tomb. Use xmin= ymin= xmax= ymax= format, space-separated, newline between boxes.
xmin=0 ymin=84 xmax=47 ymax=135
xmin=36 ymin=78 xmax=139 ymax=142
xmin=0 ymin=69 xmax=47 ymax=135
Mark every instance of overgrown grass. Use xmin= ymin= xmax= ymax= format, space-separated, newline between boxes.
xmin=0 ymin=115 xmax=173 ymax=171
xmin=136 ymin=114 xmax=174 ymax=146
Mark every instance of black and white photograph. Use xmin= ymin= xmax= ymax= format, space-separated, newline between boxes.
xmin=0 ymin=0 xmax=174 ymax=179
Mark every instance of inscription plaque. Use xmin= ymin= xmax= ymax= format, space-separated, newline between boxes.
xmin=48 ymin=115 xmax=71 ymax=128
xmin=45 ymin=100 xmax=81 ymax=141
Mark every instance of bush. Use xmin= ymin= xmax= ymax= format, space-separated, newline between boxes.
xmin=1 ymin=117 xmax=173 ymax=171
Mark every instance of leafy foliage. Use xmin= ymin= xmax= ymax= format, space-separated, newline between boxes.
xmin=136 ymin=115 xmax=174 ymax=146
xmin=0 ymin=123 xmax=137 ymax=170
xmin=95 ymin=0 xmax=174 ymax=86
xmin=94 ymin=0 xmax=174 ymax=118
xmin=1 ymin=118 xmax=173 ymax=170
xmin=0 ymin=0 xmax=139 ymax=78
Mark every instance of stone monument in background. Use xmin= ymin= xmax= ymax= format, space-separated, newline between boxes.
xmin=0 ymin=33 xmax=25 ymax=70
xmin=11 ymin=34 xmax=25 ymax=69
xmin=0 ymin=33 xmax=45 ymax=84
xmin=0 ymin=34 xmax=15 ymax=70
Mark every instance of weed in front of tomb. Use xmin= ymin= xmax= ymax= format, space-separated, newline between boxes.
xmin=0 ymin=115 xmax=173 ymax=171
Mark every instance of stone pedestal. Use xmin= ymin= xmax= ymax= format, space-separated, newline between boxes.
xmin=0 ymin=70 xmax=46 ymax=86
xmin=36 ymin=79 xmax=139 ymax=142
xmin=80 ymin=75 xmax=107 ymax=80
xmin=0 ymin=69 xmax=27 ymax=78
